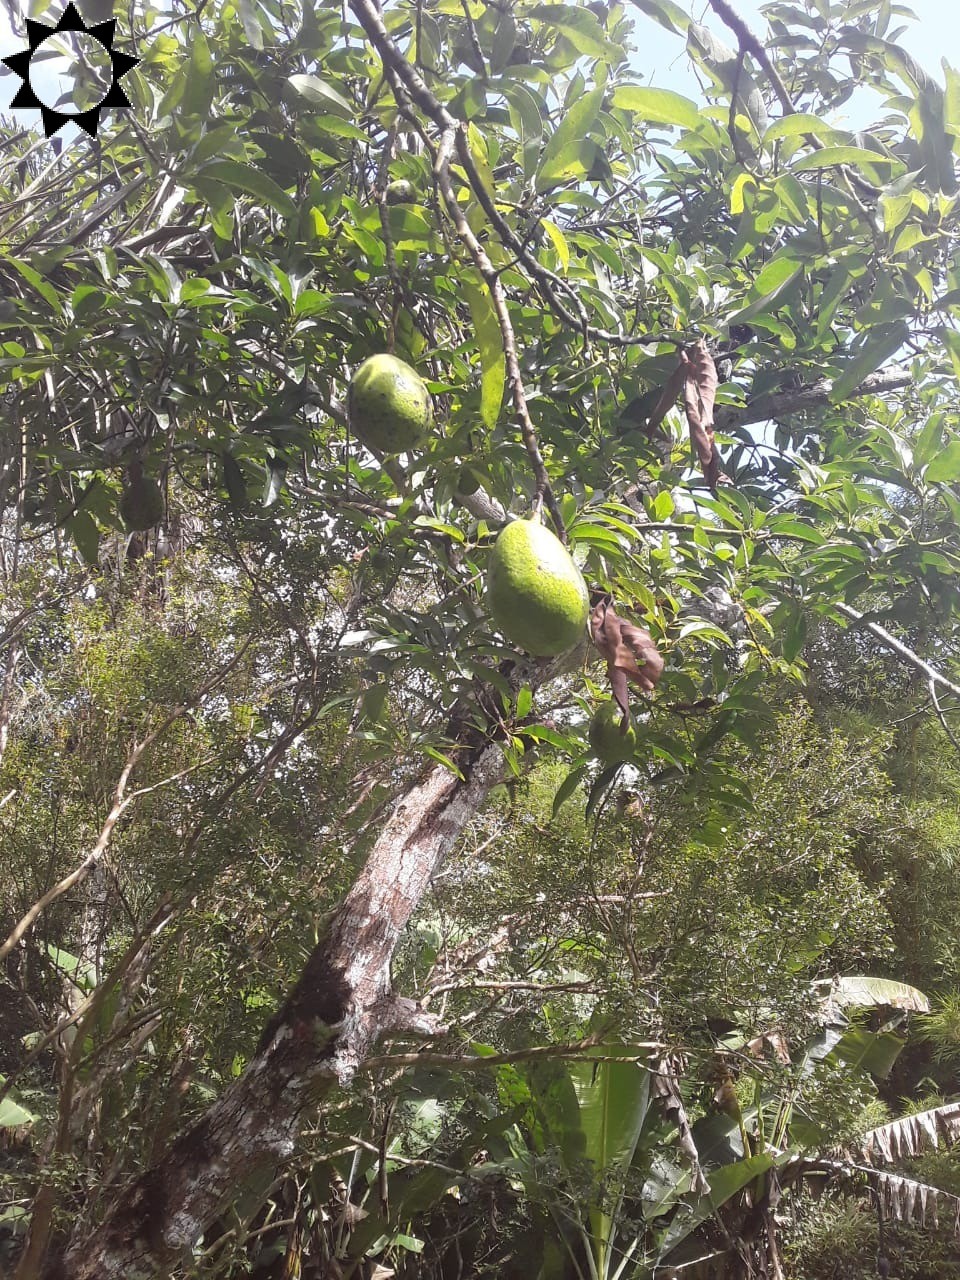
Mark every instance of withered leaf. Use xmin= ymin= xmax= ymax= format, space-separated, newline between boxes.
xmin=590 ymin=598 xmax=664 ymax=719
xmin=654 ymin=1053 xmax=710 ymax=1196
xmin=683 ymin=339 xmax=730 ymax=490
xmin=643 ymin=358 xmax=687 ymax=439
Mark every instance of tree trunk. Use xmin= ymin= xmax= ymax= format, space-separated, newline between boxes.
xmin=43 ymin=740 xmax=505 ymax=1280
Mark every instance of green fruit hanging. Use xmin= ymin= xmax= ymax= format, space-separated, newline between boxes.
xmin=348 ymin=354 xmax=433 ymax=454
xmin=384 ymin=179 xmax=416 ymax=205
xmin=119 ymin=474 xmax=164 ymax=531
xmin=589 ymin=701 xmax=638 ymax=763
xmin=486 ymin=517 xmax=589 ymax=657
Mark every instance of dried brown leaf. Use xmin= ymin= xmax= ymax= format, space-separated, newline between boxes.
xmin=590 ymin=598 xmax=664 ymax=718
xmin=683 ymin=340 xmax=730 ymax=489
xmin=654 ymin=1053 xmax=710 ymax=1196
xmin=644 ymin=358 xmax=687 ymax=438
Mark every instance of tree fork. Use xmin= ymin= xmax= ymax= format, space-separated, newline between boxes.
xmin=42 ymin=741 xmax=506 ymax=1280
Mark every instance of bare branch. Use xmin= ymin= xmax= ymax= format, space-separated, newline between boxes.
xmin=835 ymin=602 xmax=960 ymax=700
xmin=715 ymin=367 xmax=913 ymax=434
xmin=434 ymin=127 xmax=564 ymax=538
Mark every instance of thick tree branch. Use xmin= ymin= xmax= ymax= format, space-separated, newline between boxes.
xmin=715 ymin=367 xmax=913 ymax=434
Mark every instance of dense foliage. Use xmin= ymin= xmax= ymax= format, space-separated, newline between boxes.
xmin=4 ymin=0 xmax=960 ymax=1275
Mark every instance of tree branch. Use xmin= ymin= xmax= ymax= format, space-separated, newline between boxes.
xmin=52 ymin=740 xmax=509 ymax=1279
xmin=434 ymin=127 xmax=564 ymax=537
xmin=705 ymin=0 xmax=880 ymax=200
xmin=834 ymin=602 xmax=960 ymax=701
xmin=715 ymin=367 xmax=913 ymax=434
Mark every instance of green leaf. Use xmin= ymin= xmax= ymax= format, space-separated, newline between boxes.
xmin=925 ymin=440 xmax=960 ymax=482
xmin=687 ymin=21 xmax=766 ymax=136
xmin=730 ymin=172 xmax=757 ymax=216
xmin=762 ymin=112 xmax=834 ymax=144
xmin=69 ymin=511 xmax=99 ymax=566
xmin=658 ymin=1154 xmax=780 ymax=1258
xmin=540 ymin=217 xmax=569 ymax=272
xmin=945 ymin=59 xmax=960 ymax=137
xmin=610 ymin=85 xmax=700 ymax=130
xmin=585 ymin=764 xmax=620 ymax=820
xmin=537 ymin=87 xmax=603 ymax=190
xmin=792 ymin=146 xmax=903 ymax=174
xmin=4 ymin=255 xmax=61 ymax=312
xmin=236 ymin=0 xmax=264 ymax=49
xmin=829 ymin=323 xmax=908 ymax=403
xmin=817 ymin=976 xmax=930 ymax=1012
xmin=286 ymin=74 xmax=353 ymax=118
xmin=201 ymin=161 xmax=297 ymax=219
xmin=222 ymin=452 xmax=247 ymax=507
xmin=181 ymin=30 xmax=215 ymax=115
xmin=767 ymin=517 xmax=826 ymax=545
xmin=728 ymin=257 xmax=802 ymax=323
xmin=465 ymin=122 xmax=496 ymax=202
xmin=527 ymin=5 xmax=622 ymax=60
xmin=629 ymin=0 xmax=689 ymax=34
xmin=830 ymin=1026 xmax=904 ymax=1078
xmin=463 ymin=279 xmax=506 ymax=429
xmin=552 ymin=764 xmax=587 ymax=816
xmin=498 ymin=79 xmax=545 ymax=182
xmin=423 ymin=746 xmax=466 ymax=779
xmin=941 ymin=328 xmax=960 ymax=382
xmin=0 ymin=1085 xmax=36 ymax=1129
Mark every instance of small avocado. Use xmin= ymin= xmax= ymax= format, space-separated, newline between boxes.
xmin=119 ymin=475 xmax=164 ymax=531
xmin=384 ymin=179 xmax=417 ymax=206
xmin=589 ymin=701 xmax=638 ymax=763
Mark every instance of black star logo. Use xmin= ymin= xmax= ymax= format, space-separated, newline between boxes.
xmin=2 ymin=2 xmax=139 ymax=138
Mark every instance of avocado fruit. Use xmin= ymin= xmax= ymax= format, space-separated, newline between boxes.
xmin=486 ymin=517 xmax=589 ymax=657
xmin=589 ymin=700 xmax=638 ymax=763
xmin=348 ymin=354 xmax=433 ymax=454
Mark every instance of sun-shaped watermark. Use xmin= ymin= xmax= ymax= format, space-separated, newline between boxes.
xmin=2 ymin=1 xmax=139 ymax=138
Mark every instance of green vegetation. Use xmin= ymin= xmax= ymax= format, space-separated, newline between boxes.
xmin=2 ymin=0 xmax=960 ymax=1276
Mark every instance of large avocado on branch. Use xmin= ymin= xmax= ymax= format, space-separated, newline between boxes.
xmin=486 ymin=517 xmax=589 ymax=657
xmin=348 ymin=354 xmax=433 ymax=454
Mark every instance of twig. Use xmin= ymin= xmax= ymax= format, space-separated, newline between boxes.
xmin=928 ymin=678 xmax=960 ymax=756
xmin=434 ymin=127 xmax=565 ymax=537
xmin=706 ymin=0 xmax=880 ymax=201
xmin=835 ymin=602 xmax=960 ymax=700
xmin=374 ymin=121 xmax=404 ymax=351
xmin=0 ymin=642 xmax=251 ymax=962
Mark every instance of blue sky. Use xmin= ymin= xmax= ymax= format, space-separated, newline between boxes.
xmin=637 ymin=0 xmax=958 ymax=129
xmin=0 ymin=0 xmax=956 ymax=143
